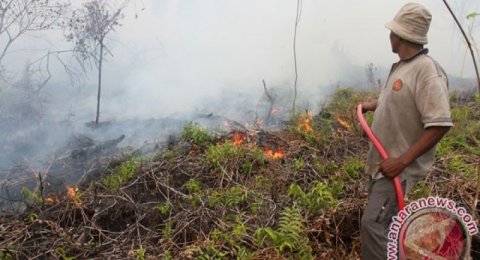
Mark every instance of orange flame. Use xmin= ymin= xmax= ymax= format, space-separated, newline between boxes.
xmin=264 ymin=149 xmax=285 ymax=159
xmin=67 ymin=186 xmax=82 ymax=205
xmin=299 ymin=112 xmax=313 ymax=133
xmin=44 ymin=196 xmax=60 ymax=205
xmin=336 ymin=116 xmax=352 ymax=131
xmin=231 ymin=132 xmax=245 ymax=145
xmin=188 ymin=147 xmax=197 ymax=155
xmin=67 ymin=186 xmax=76 ymax=199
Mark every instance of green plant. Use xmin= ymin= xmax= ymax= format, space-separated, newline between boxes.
xmin=162 ymin=221 xmax=173 ymax=240
xmin=184 ymin=179 xmax=202 ymax=194
xmin=288 ymin=112 xmax=326 ymax=148
xmin=242 ymin=160 xmax=254 ymax=174
xmin=103 ymin=157 xmax=138 ymax=191
xmin=326 ymin=87 xmax=363 ymax=115
xmin=436 ymin=137 xmax=455 ymax=157
xmin=241 ymin=146 xmax=267 ymax=174
xmin=451 ymin=107 xmax=469 ymax=131
xmin=0 ymin=250 xmax=12 ymax=260
xmin=181 ymin=122 xmax=212 ymax=147
xmin=195 ymin=245 xmax=228 ymax=260
xmin=162 ymin=250 xmax=173 ymax=260
xmin=206 ymin=141 xmax=244 ymax=167
xmin=205 ymin=219 xmax=250 ymax=258
xmin=24 ymin=212 xmax=38 ymax=223
xmin=230 ymin=215 xmax=247 ymax=242
xmin=288 ymin=181 xmax=338 ymax=212
xmin=208 ymin=186 xmax=248 ymax=208
xmin=446 ymin=155 xmax=476 ymax=176
xmin=248 ymin=193 xmax=265 ymax=214
xmin=184 ymin=179 xmax=203 ymax=206
xmin=250 ymin=147 xmax=267 ymax=164
xmin=409 ymin=181 xmax=430 ymax=200
xmin=254 ymin=205 xmax=312 ymax=258
xmin=254 ymin=175 xmax=272 ymax=191
xmin=341 ymin=157 xmax=364 ymax=180
xmin=329 ymin=179 xmax=344 ymax=199
xmin=55 ymin=247 xmax=74 ymax=260
xmin=210 ymin=228 xmax=231 ymax=244
xmin=163 ymin=147 xmax=180 ymax=162
xmin=291 ymin=158 xmax=305 ymax=171
xmin=236 ymin=247 xmax=253 ymax=260
xmin=132 ymin=248 xmax=146 ymax=260
xmin=155 ymin=201 xmax=171 ymax=216
xmin=21 ymin=187 xmax=42 ymax=206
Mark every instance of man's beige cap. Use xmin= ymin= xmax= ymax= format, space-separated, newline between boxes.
xmin=385 ymin=2 xmax=432 ymax=45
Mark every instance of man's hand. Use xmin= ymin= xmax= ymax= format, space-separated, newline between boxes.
xmin=360 ymin=99 xmax=377 ymax=113
xmin=378 ymin=126 xmax=451 ymax=178
xmin=379 ymin=157 xmax=408 ymax=178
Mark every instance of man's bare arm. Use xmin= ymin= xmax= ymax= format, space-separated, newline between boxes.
xmin=380 ymin=126 xmax=451 ymax=178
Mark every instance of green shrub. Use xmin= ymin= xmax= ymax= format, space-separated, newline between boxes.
xmin=154 ymin=201 xmax=171 ymax=216
xmin=254 ymin=205 xmax=312 ymax=259
xmin=409 ymin=181 xmax=430 ymax=200
xmin=162 ymin=221 xmax=173 ymax=240
xmin=291 ymin=158 xmax=305 ymax=171
xmin=206 ymin=141 xmax=244 ymax=166
xmin=21 ymin=187 xmax=42 ymax=206
xmin=184 ymin=179 xmax=202 ymax=194
xmin=181 ymin=122 xmax=212 ymax=147
xmin=288 ymin=181 xmax=338 ymax=212
xmin=326 ymin=87 xmax=363 ymax=115
xmin=446 ymin=155 xmax=476 ymax=177
xmin=341 ymin=157 xmax=364 ymax=180
xmin=208 ymin=186 xmax=248 ymax=208
xmin=104 ymin=157 xmax=138 ymax=191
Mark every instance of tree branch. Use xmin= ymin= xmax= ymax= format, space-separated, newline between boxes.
xmin=442 ymin=0 xmax=480 ymax=93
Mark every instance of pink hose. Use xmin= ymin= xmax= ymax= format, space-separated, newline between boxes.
xmin=357 ymin=104 xmax=405 ymax=210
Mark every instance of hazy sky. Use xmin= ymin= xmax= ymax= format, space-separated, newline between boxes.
xmin=5 ymin=0 xmax=480 ymax=120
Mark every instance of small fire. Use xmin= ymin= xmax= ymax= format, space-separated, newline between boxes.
xmin=67 ymin=186 xmax=76 ymax=199
xmin=188 ymin=148 xmax=197 ymax=155
xmin=299 ymin=112 xmax=313 ymax=133
xmin=67 ymin=186 xmax=82 ymax=205
xmin=336 ymin=116 xmax=352 ymax=131
xmin=231 ymin=132 xmax=245 ymax=145
xmin=44 ymin=196 xmax=60 ymax=205
xmin=264 ymin=149 xmax=285 ymax=159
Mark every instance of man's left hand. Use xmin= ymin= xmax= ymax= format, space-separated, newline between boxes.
xmin=379 ymin=157 xmax=408 ymax=178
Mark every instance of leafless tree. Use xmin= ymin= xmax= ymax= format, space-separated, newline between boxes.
xmin=0 ymin=0 xmax=69 ymax=70
xmin=66 ymin=0 xmax=127 ymax=125
xmin=292 ymin=0 xmax=302 ymax=115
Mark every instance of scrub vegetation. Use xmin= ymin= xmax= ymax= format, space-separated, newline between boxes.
xmin=0 ymin=87 xmax=478 ymax=259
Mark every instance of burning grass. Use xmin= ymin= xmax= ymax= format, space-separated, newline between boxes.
xmin=0 ymin=88 xmax=479 ymax=259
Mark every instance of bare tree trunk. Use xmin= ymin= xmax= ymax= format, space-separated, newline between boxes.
xmin=0 ymin=6 xmax=5 ymax=34
xmin=292 ymin=0 xmax=301 ymax=115
xmin=95 ymin=41 xmax=104 ymax=125
xmin=263 ymin=79 xmax=274 ymax=122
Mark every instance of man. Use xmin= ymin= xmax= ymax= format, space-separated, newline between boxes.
xmin=359 ymin=3 xmax=452 ymax=259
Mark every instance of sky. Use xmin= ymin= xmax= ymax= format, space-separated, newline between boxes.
xmin=3 ymin=0 xmax=480 ymax=120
